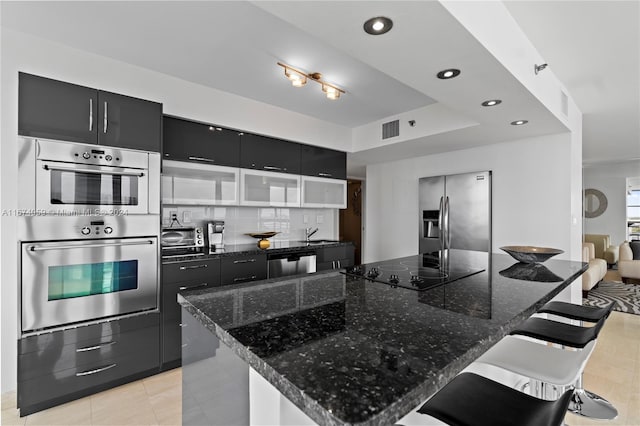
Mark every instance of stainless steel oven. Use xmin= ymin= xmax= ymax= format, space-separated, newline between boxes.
xmin=18 ymin=137 xmax=160 ymax=215
xmin=21 ymin=236 xmax=158 ymax=334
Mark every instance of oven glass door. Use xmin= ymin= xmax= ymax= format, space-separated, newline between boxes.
xmin=36 ymin=160 xmax=149 ymax=214
xmin=21 ymin=237 xmax=158 ymax=333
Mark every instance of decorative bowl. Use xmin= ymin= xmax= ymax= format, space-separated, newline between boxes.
xmin=499 ymin=263 xmax=563 ymax=282
xmin=245 ymin=232 xmax=279 ymax=239
xmin=499 ymin=246 xmax=564 ymax=264
xmin=245 ymin=232 xmax=279 ymax=249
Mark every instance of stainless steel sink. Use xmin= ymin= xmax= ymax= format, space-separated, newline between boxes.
xmin=297 ymin=239 xmax=339 ymax=245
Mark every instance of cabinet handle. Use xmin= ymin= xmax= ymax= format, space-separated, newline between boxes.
xmin=179 ymin=323 xmax=187 ymax=328
xmin=179 ymin=264 xmax=207 ymax=270
xmin=179 ymin=283 xmax=208 ymax=291
xmin=233 ymin=275 xmax=257 ymax=282
xmin=103 ymin=101 xmax=108 ymax=133
xmin=76 ymin=363 xmax=117 ymax=377
xmin=233 ymin=259 xmax=256 ymax=264
xmin=318 ymin=172 xmax=333 ymax=177
xmin=76 ymin=341 xmax=116 ymax=353
xmin=89 ymin=98 xmax=93 ymax=131
xmin=188 ymin=156 xmax=215 ymax=163
xmin=332 ymin=261 xmax=336 ymax=269
xmin=263 ymin=166 xmax=282 ymax=171
xmin=337 ymin=260 xmax=341 ymax=268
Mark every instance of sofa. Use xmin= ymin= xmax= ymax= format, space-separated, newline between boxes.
xmin=619 ymin=241 xmax=640 ymax=284
xmin=584 ymin=234 xmax=619 ymax=266
xmin=582 ymin=242 xmax=607 ymax=297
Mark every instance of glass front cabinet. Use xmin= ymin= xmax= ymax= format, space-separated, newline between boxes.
xmin=162 ymin=160 xmax=239 ymax=206
xmin=301 ymin=176 xmax=347 ymax=209
xmin=240 ymin=169 xmax=301 ymax=207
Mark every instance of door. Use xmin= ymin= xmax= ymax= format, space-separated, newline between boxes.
xmin=240 ymin=133 xmax=301 ymax=174
xmin=300 ymin=145 xmax=347 ymax=179
xmin=98 ymin=91 xmax=162 ymax=152
xmin=36 ymin=160 xmax=149 ymax=215
xmin=339 ymin=180 xmax=362 ymax=265
xmin=162 ymin=116 xmax=241 ymax=167
xmin=21 ymin=237 xmax=158 ymax=332
xmin=418 ymin=176 xmax=445 ymax=254
xmin=445 ymin=171 xmax=491 ymax=252
xmin=18 ymin=72 xmax=98 ymax=144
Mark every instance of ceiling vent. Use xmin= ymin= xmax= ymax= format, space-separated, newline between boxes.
xmin=561 ymin=91 xmax=569 ymax=117
xmin=382 ymin=120 xmax=400 ymax=139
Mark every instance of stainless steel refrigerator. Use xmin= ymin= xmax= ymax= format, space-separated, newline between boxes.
xmin=419 ymin=171 xmax=491 ymax=253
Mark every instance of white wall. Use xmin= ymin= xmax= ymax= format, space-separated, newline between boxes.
xmin=0 ymin=28 xmax=351 ymax=393
xmin=364 ymin=133 xmax=576 ymax=263
xmin=584 ymin=161 xmax=640 ymax=245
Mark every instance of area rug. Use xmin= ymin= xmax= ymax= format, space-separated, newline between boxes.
xmin=583 ymin=281 xmax=640 ymax=315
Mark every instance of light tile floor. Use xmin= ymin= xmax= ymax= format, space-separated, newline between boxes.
xmin=2 ymin=311 xmax=639 ymax=426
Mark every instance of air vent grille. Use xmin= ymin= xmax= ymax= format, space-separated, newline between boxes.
xmin=382 ymin=120 xmax=400 ymax=139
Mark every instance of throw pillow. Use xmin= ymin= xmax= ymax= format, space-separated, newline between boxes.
xmin=630 ymin=241 xmax=640 ymax=260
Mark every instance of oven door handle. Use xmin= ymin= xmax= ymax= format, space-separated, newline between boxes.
xmin=28 ymin=240 xmax=155 ymax=252
xmin=43 ymin=164 xmax=145 ymax=178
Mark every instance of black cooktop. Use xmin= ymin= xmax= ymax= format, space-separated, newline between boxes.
xmin=342 ymin=251 xmax=486 ymax=291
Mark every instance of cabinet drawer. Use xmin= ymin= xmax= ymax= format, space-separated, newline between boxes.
xmin=19 ymin=321 xmax=159 ymax=382
xmin=220 ymin=254 xmax=267 ymax=285
xmin=19 ymin=313 xmax=159 ymax=355
xmin=18 ymin=335 xmax=159 ymax=414
xmin=162 ymin=258 xmax=221 ymax=286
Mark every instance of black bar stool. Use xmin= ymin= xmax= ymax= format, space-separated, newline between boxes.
xmin=510 ymin=301 xmax=617 ymax=420
xmin=417 ymin=372 xmax=574 ymax=426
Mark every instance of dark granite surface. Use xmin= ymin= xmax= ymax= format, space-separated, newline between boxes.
xmin=162 ymin=240 xmax=353 ymax=264
xmin=178 ymin=250 xmax=587 ymax=425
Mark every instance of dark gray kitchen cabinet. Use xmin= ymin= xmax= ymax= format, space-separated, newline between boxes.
xmin=220 ymin=253 xmax=267 ymax=286
xmin=316 ymin=244 xmax=355 ymax=271
xmin=19 ymin=72 xmax=97 ymax=144
xmin=240 ymin=133 xmax=301 ymax=175
xmin=161 ymin=258 xmax=221 ymax=369
xmin=162 ymin=116 xmax=241 ymax=167
xmin=18 ymin=72 xmax=162 ymax=152
xmin=300 ymin=145 xmax=347 ymax=180
xmin=17 ymin=313 xmax=160 ymax=416
xmin=97 ymin=91 xmax=162 ymax=152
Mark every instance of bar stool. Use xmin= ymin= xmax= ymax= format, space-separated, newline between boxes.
xmin=509 ymin=303 xmax=617 ymax=420
xmin=466 ymin=336 xmax=595 ymax=401
xmin=533 ymin=301 xmax=617 ymax=420
xmin=417 ymin=372 xmax=574 ymax=426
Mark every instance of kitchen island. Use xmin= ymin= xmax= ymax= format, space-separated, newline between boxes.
xmin=178 ymin=250 xmax=586 ymax=425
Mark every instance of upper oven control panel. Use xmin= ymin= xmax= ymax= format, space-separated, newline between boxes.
xmin=35 ymin=138 xmax=150 ymax=169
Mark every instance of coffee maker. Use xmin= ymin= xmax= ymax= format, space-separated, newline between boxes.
xmin=207 ymin=221 xmax=225 ymax=250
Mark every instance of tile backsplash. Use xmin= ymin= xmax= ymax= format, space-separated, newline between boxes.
xmin=162 ymin=206 xmax=337 ymax=245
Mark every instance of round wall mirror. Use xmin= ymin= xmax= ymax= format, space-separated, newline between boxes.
xmin=584 ymin=188 xmax=608 ymax=218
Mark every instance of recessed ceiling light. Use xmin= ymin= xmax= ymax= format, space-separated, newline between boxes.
xmin=363 ymin=17 xmax=393 ymax=35
xmin=437 ymin=69 xmax=461 ymax=80
xmin=511 ymin=120 xmax=528 ymax=126
xmin=481 ymin=99 xmax=502 ymax=107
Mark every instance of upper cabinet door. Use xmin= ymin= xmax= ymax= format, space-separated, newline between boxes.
xmin=98 ymin=91 xmax=162 ymax=152
xmin=162 ymin=116 xmax=240 ymax=167
xmin=300 ymin=145 xmax=346 ymax=180
xmin=240 ymin=133 xmax=300 ymax=175
xmin=18 ymin=72 xmax=98 ymax=144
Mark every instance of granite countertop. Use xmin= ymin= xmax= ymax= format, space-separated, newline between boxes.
xmin=178 ymin=250 xmax=586 ymax=425
xmin=162 ymin=240 xmax=353 ymax=263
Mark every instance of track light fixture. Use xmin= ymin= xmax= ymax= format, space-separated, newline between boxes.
xmin=277 ymin=62 xmax=345 ymax=100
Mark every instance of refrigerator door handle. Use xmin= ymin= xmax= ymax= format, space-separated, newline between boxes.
xmin=438 ymin=196 xmax=444 ymax=246
xmin=444 ymin=196 xmax=451 ymax=248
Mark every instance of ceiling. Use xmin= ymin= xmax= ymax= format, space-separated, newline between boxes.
xmin=2 ymin=1 xmax=637 ymax=172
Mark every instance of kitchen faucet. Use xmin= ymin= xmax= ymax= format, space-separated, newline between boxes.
xmin=305 ymin=227 xmax=319 ymax=242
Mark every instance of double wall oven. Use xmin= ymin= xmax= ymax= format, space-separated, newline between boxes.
xmin=18 ymin=137 xmax=161 ymax=335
